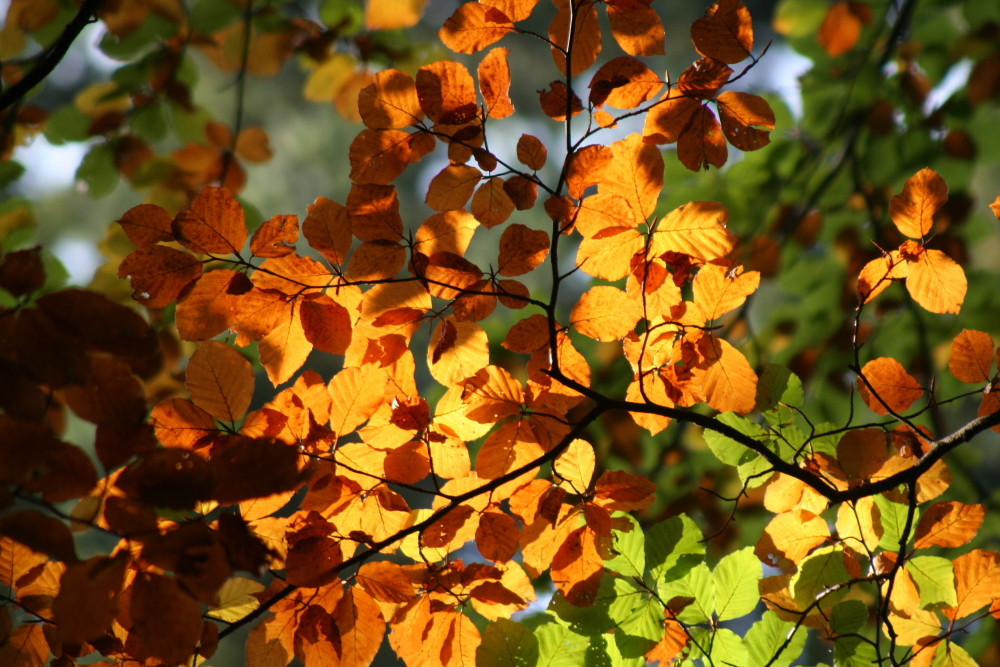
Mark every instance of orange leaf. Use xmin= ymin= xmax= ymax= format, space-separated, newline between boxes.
xmin=186 ymin=341 xmax=254 ymax=423
xmin=694 ymin=263 xmax=760 ymax=321
xmin=421 ymin=250 xmax=483 ymax=299
xmin=890 ymin=168 xmax=948 ymax=239
xmin=477 ymin=418 xmax=544 ymax=479
xmin=697 ymin=335 xmax=758 ymax=414
xmin=299 ymin=294 xmax=352 ymax=356
xmin=644 ymin=93 xmax=701 ymax=144
xmin=576 ymin=226 xmax=644 ymax=280
xmin=366 ymin=0 xmax=426 ymax=29
xmin=818 ymin=2 xmax=868 ymax=57
xmin=462 ymin=365 xmax=524 ymax=423
xmin=551 ymin=525 xmax=606 ymax=606
xmin=173 ymin=186 xmax=247 ymax=255
xmin=944 ymin=549 xmax=1000 ymax=620
xmin=516 ymin=134 xmax=547 ymax=170
xmin=914 ymin=501 xmax=985 ymax=549
xmin=476 ymin=510 xmax=520 ymax=562
xmin=576 ymin=193 xmax=640 ymax=237
xmin=606 ymin=0 xmax=665 ymax=56
xmin=416 ymin=60 xmax=479 ymax=124
xmin=118 ymin=203 xmax=173 ymax=247
xmin=549 ymin=0 xmax=601 ymax=76
xmin=235 ymin=126 xmax=272 ymax=163
xmin=415 ymin=209 xmax=480 ymax=256
xmin=717 ymin=91 xmax=775 ymax=151
xmin=329 ymin=365 xmax=385 ymax=436
xmin=51 ymin=553 xmax=127 ymax=651
xmin=425 ymin=164 xmax=482 ymax=211
xmin=677 ymin=58 xmax=732 ymax=100
xmin=565 ymin=144 xmax=614 ymax=200
xmin=471 ymin=178 xmax=515 ymax=227
xmin=176 ymin=269 xmax=247 ymax=341
xmin=348 ymin=183 xmax=404 ymax=242
xmin=757 ymin=509 xmax=830 ymax=567
xmin=429 ymin=318 xmax=490 ymax=385
xmin=691 ymin=0 xmax=754 ymax=63
xmin=571 ymin=285 xmax=642 ymax=342
xmin=118 ymin=245 xmax=203 ymax=309
xmin=0 ymin=509 xmax=79 ymax=563
xmin=677 ymin=104 xmax=727 ymax=171
xmin=439 ymin=3 xmax=515 ymax=54
xmin=479 ymin=47 xmax=515 ymax=119
xmin=949 ymin=329 xmax=995 ymax=384
xmin=349 ymin=129 xmax=432 ymax=185
xmin=150 ymin=397 xmax=218 ymax=449
xmin=498 ymin=223 xmax=549 ymax=276
xmin=258 ymin=300 xmax=313 ymax=386
xmin=592 ymin=469 xmax=656 ymax=510
xmin=302 ymin=196 xmax=352 ymax=265
xmin=345 ymin=240 xmax=406 ymax=281
xmin=904 ymin=246 xmax=967 ymax=315
xmin=358 ymin=68 xmax=424 ymax=130
xmin=588 ymin=56 xmax=663 ymax=109
xmin=603 ymin=133 xmax=664 ymax=220
xmin=857 ymin=357 xmax=923 ymax=416
xmin=538 ymin=80 xmax=583 ymax=120
xmin=554 ymin=439 xmax=595 ymax=493
xmin=857 ymin=251 xmax=907 ymax=304
xmin=249 ymin=214 xmax=298 ymax=259
xmin=130 ymin=573 xmax=204 ymax=664
xmin=651 ymin=201 xmax=735 ymax=260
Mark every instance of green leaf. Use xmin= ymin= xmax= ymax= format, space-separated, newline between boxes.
xmin=703 ymin=413 xmax=765 ymax=466
xmin=607 ymin=578 xmax=662 ymax=652
xmin=658 ymin=562 xmax=713 ymax=624
xmin=790 ymin=546 xmax=851 ymax=609
xmin=132 ymin=101 xmax=169 ymax=142
xmin=548 ymin=589 xmax=613 ymax=637
xmin=708 ymin=628 xmax=749 ymax=667
xmin=478 ymin=619 xmax=539 ymax=667
xmin=931 ymin=641 xmax=978 ymax=667
xmin=756 ymin=364 xmax=793 ymax=412
xmin=45 ymin=106 xmax=91 ymax=144
xmin=874 ymin=495 xmax=918 ymax=551
xmin=587 ymin=635 xmax=643 ymax=667
xmin=834 ymin=636 xmax=879 ymax=667
xmin=0 ymin=161 xmax=25 ymax=188
xmin=830 ymin=599 xmax=867 ymax=636
xmin=647 ymin=514 xmax=705 ymax=584
xmin=907 ymin=556 xmax=958 ymax=609
xmin=76 ymin=143 xmax=119 ymax=198
xmin=607 ymin=514 xmax=644 ymax=579
xmin=713 ymin=547 xmax=761 ymax=621
xmin=536 ymin=621 xmax=589 ymax=667
xmin=189 ymin=0 xmax=243 ymax=33
xmin=744 ymin=611 xmax=806 ymax=667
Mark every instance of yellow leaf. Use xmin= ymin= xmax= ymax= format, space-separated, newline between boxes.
xmin=571 ymin=285 xmax=642 ymax=341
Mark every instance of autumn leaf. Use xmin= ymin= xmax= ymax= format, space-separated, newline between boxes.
xmin=186 ymin=341 xmax=255 ymax=423
xmin=914 ymin=501 xmax=985 ymax=549
xmin=857 ymin=357 xmax=924 ymax=416
xmin=890 ymin=168 xmax=948 ymax=239
xmin=949 ymin=329 xmax=995 ymax=384
xmin=818 ymin=2 xmax=870 ymax=57
xmin=606 ymin=0 xmax=666 ymax=56
xmin=498 ymin=224 xmax=549 ymax=276
xmin=358 ymin=69 xmax=424 ymax=130
xmin=426 ymin=164 xmax=482 ymax=211
xmin=571 ymin=285 xmax=642 ymax=341
xmin=588 ymin=57 xmax=663 ymax=109
xmin=691 ymin=0 xmax=754 ymax=64
xmin=904 ymin=245 xmax=967 ymax=315
xmin=439 ymin=3 xmax=515 ymax=54
xmin=416 ymin=60 xmax=479 ymax=124
xmin=716 ymin=91 xmax=775 ymax=151
xmin=479 ymin=47 xmax=515 ymax=119
xmin=549 ymin=0 xmax=601 ymax=76
xmin=173 ymin=186 xmax=247 ymax=255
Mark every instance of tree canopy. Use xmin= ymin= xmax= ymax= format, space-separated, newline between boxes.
xmin=2 ymin=0 xmax=1000 ymax=665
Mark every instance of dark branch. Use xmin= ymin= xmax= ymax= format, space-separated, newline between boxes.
xmin=0 ymin=0 xmax=104 ymax=113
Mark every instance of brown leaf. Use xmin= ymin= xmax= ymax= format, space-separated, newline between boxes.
xmin=51 ymin=554 xmax=127 ymax=650
xmin=130 ymin=573 xmax=204 ymax=664
xmin=498 ymin=224 xmax=549 ymax=276
xmin=250 ymin=214 xmax=298 ymax=258
xmin=173 ymin=186 xmax=247 ymax=255
xmin=691 ymin=0 xmax=754 ymax=63
xmin=358 ymin=68 xmax=424 ymax=129
xmin=118 ymin=203 xmax=174 ymax=247
xmin=416 ymin=61 xmax=479 ymax=124
xmin=439 ymin=3 xmax=515 ymax=54
xmin=0 ymin=510 xmax=79 ymax=564
xmin=302 ymin=196 xmax=352 ymax=265
xmin=607 ymin=0 xmax=666 ymax=56
xmin=479 ymin=47 xmax=515 ymax=119
xmin=186 ymin=340 xmax=255 ymax=423
xmin=118 ymin=245 xmax=203 ymax=309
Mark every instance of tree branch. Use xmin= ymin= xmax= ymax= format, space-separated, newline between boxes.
xmin=0 ymin=0 xmax=104 ymax=113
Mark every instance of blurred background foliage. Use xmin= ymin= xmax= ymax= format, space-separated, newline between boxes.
xmin=3 ymin=0 xmax=1000 ymax=663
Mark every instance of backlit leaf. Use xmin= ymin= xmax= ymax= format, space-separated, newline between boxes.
xmin=426 ymin=164 xmax=481 ymax=211
xmin=358 ymin=69 xmax=424 ymax=130
xmin=949 ymin=329 xmax=995 ymax=384
xmin=329 ymin=365 xmax=385 ymax=436
xmin=173 ymin=186 xmax=247 ymax=255
xmin=890 ymin=168 xmax=948 ymax=239
xmin=571 ymin=285 xmax=641 ymax=341
xmin=691 ymin=0 xmax=754 ymax=63
xmin=554 ymin=439 xmax=595 ymax=493
xmin=589 ymin=57 xmax=663 ymax=109
xmin=416 ymin=60 xmax=479 ymax=124
xmin=944 ymin=549 xmax=1000 ymax=620
xmin=914 ymin=502 xmax=985 ymax=549
xmin=607 ymin=0 xmax=665 ymax=56
xmin=439 ymin=3 xmax=515 ymax=54
xmin=905 ymin=246 xmax=967 ymax=315
xmin=677 ymin=104 xmax=727 ymax=171
xmin=186 ymin=341 xmax=254 ymax=424
xmin=549 ymin=0 xmax=601 ymax=76
xmin=857 ymin=357 xmax=924 ymax=416
xmin=717 ymin=91 xmax=775 ymax=151
xmin=479 ymin=47 xmax=515 ymax=119
xmin=498 ymin=223 xmax=549 ymax=276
